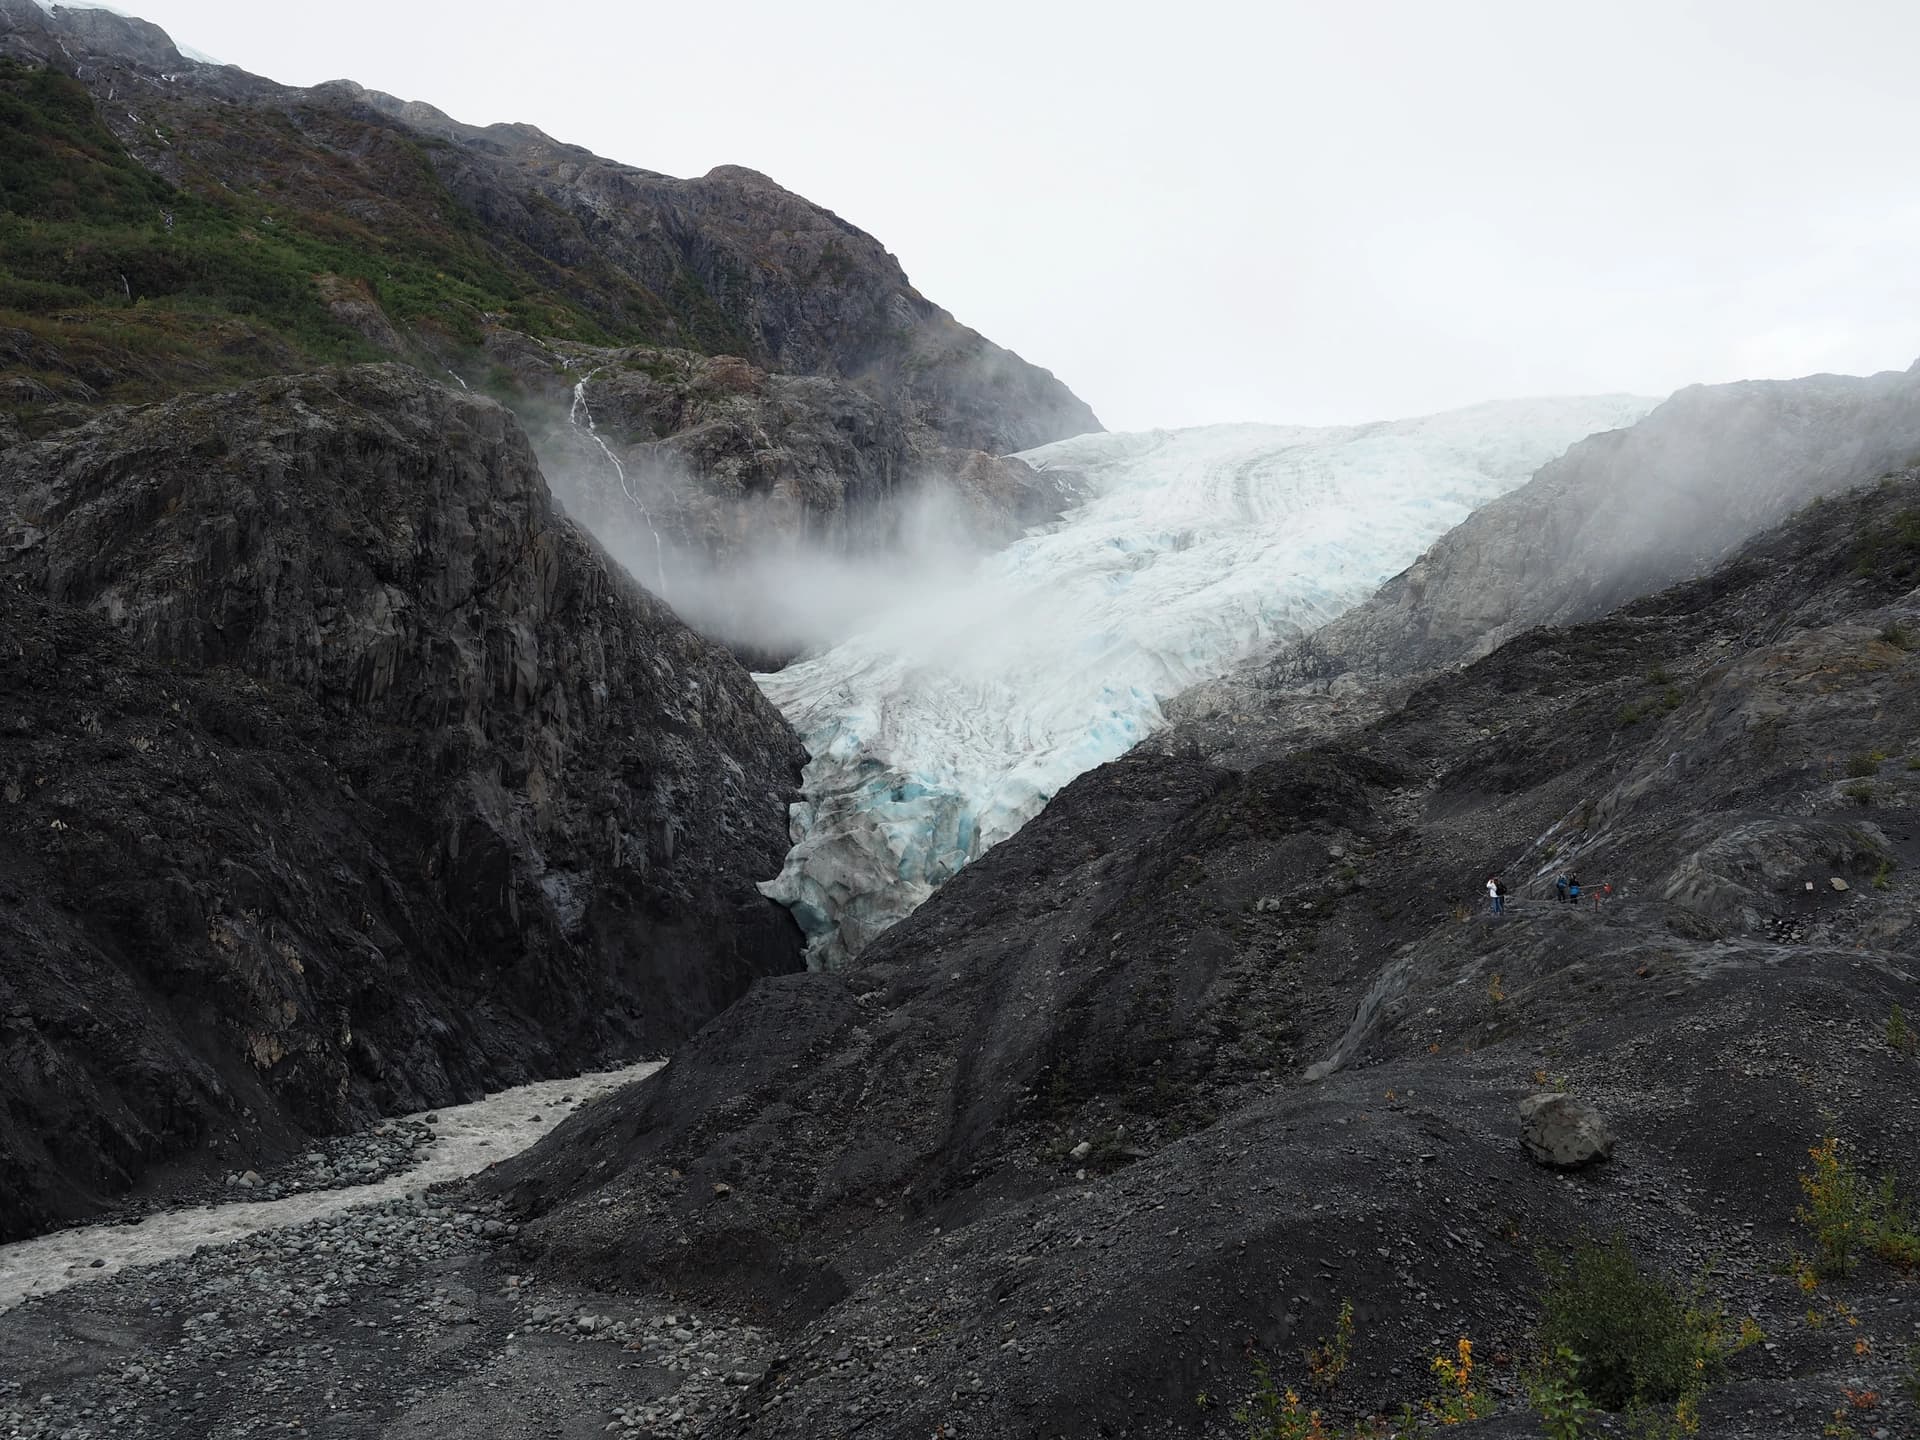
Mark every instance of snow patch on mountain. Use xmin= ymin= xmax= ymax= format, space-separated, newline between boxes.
xmin=757 ymin=394 xmax=1657 ymax=968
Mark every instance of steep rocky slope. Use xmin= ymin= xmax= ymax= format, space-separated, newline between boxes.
xmin=1317 ymin=366 xmax=1920 ymax=677
xmin=491 ymin=470 xmax=1920 ymax=1437
xmin=0 ymin=1 xmax=1099 ymax=455
xmin=0 ymin=365 xmax=806 ymax=1241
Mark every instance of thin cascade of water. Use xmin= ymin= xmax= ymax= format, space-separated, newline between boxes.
xmin=569 ymin=368 xmax=669 ymax=598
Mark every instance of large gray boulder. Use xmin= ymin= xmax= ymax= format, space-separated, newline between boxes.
xmin=1517 ymin=1093 xmax=1617 ymax=1169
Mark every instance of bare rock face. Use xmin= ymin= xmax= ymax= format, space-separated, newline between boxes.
xmin=0 ymin=0 xmax=180 ymax=68
xmin=1517 ymin=1093 xmax=1616 ymax=1168
xmin=0 ymin=364 xmax=806 ymax=1239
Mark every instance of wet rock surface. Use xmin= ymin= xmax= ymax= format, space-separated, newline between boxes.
xmin=112 ymin=1121 xmax=438 ymax=1223
xmin=0 ymin=366 xmax=805 ymax=1239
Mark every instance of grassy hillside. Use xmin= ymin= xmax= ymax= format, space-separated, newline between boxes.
xmin=0 ymin=61 xmax=675 ymax=412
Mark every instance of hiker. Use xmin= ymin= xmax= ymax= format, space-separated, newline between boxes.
xmin=1599 ymin=880 xmax=1614 ymax=906
xmin=1486 ymin=875 xmax=1504 ymax=916
xmin=1568 ymin=875 xmax=1582 ymax=904
xmin=1555 ymin=873 xmax=1571 ymax=904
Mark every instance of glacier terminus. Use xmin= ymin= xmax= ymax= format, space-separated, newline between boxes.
xmin=755 ymin=395 xmax=1657 ymax=968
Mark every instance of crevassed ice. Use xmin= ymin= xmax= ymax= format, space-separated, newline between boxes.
xmin=757 ymin=394 xmax=1656 ymax=968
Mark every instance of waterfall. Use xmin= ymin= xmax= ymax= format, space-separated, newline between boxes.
xmin=568 ymin=368 xmax=669 ymax=598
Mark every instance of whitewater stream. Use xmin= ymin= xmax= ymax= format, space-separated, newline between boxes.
xmin=0 ymin=1060 xmax=662 ymax=1314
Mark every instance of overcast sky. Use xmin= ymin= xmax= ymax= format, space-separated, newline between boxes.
xmin=87 ymin=0 xmax=1920 ymax=431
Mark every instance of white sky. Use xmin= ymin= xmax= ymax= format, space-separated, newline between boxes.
xmin=87 ymin=0 xmax=1920 ymax=431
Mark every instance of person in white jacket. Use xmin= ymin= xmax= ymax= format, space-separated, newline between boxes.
xmin=1486 ymin=875 xmax=1504 ymax=916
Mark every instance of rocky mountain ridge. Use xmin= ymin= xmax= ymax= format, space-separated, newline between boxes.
xmin=0 ymin=0 xmax=1100 ymax=454
xmin=0 ymin=1 xmax=1100 ymax=659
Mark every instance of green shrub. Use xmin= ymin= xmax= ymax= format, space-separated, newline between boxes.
xmin=1797 ymin=1136 xmax=1920 ymax=1275
xmin=1842 ymin=781 xmax=1874 ymax=806
xmin=1799 ymin=1136 xmax=1868 ymax=1276
xmin=1525 ymin=1347 xmax=1598 ymax=1439
xmin=1844 ymin=754 xmax=1880 ymax=778
xmin=1865 ymin=1173 xmax=1920 ymax=1268
xmin=1880 ymin=620 xmax=1917 ymax=651
xmin=1537 ymin=1236 xmax=1740 ymax=1412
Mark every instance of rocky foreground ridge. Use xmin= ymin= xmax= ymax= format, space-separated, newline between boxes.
xmin=0 ymin=365 xmax=806 ymax=1241
xmin=490 ymin=443 xmax=1920 ymax=1436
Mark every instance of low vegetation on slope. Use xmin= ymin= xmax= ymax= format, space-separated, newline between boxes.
xmin=0 ymin=60 xmax=640 ymax=411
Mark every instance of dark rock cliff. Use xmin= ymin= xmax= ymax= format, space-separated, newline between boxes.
xmin=0 ymin=364 xmax=806 ymax=1240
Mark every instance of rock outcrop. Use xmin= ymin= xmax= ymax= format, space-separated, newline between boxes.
xmin=0 ymin=364 xmax=806 ymax=1239
xmin=502 ymin=340 xmax=1078 ymax=559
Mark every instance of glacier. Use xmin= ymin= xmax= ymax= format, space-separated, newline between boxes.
xmin=756 ymin=395 xmax=1657 ymax=968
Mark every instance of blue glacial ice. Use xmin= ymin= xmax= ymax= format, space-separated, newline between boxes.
xmin=756 ymin=394 xmax=1656 ymax=968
